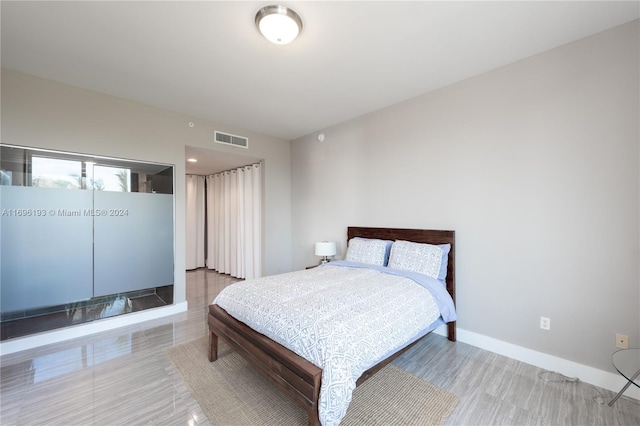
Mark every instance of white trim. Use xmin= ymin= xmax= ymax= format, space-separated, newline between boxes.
xmin=435 ymin=325 xmax=640 ymax=401
xmin=0 ymin=302 xmax=188 ymax=356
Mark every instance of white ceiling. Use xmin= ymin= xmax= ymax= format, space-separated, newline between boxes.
xmin=184 ymin=145 xmax=261 ymax=175
xmin=2 ymin=1 xmax=639 ymax=172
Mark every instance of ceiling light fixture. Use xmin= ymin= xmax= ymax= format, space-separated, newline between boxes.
xmin=255 ymin=5 xmax=303 ymax=45
xmin=187 ymin=158 xmax=198 ymax=163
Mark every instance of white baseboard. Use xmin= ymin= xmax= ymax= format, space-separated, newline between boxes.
xmin=434 ymin=325 xmax=640 ymax=402
xmin=0 ymin=302 xmax=188 ymax=356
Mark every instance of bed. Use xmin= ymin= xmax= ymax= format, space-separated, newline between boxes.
xmin=208 ymin=226 xmax=456 ymax=426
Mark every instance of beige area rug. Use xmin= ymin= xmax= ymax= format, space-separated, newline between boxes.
xmin=166 ymin=337 xmax=458 ymax=425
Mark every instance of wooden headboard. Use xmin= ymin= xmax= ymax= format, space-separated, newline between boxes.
xmin=348 ymin=226 xmax=456 ymax=341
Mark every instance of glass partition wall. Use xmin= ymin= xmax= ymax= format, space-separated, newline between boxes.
xmin=0 ymin=145 xmax=174 ymax=340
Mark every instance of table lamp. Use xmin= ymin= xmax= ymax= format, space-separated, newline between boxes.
xmin=315 ymin=241 xmax=336 ymax=265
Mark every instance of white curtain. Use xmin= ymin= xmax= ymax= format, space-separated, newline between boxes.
xmin=185 ymin=175 xmax=206 ymax=269
xmin=206 ymin=163 xmax=262 ymax=279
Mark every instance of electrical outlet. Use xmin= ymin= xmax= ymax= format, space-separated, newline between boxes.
xmin=540 ymin=316 xmax=551 ymax=331
xmin=616 ymin=333 xmax=629 ymax=349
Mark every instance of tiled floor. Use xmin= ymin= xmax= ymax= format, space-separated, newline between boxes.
xmin=0 ymin=269 xmax=238 ymax=426
xmin=1 ymin=268 xmax=639 ymax=425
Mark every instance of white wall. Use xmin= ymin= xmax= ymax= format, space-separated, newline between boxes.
xmin=1 ymin=69 xmax=292 ymax=307
xmin=291 ymin=21 xmax=639 ymax=375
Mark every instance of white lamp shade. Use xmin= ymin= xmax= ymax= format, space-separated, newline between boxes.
xmin=315 ymin=241 xmax=337 ymax=257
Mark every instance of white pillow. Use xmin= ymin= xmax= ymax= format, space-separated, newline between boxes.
xmin=388 ymin=240 xmax=443 ymax=279
xmin=345 ymin=237 xmax=393 ymax=266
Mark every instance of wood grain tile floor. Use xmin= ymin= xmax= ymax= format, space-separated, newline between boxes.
xmin=1 ymin=269 xmax=639 ymax=425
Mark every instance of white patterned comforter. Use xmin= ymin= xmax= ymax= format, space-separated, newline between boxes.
xmin=214 ymin=262 xmax=455 ymax=426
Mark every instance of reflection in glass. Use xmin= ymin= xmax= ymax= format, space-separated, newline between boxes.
xmin=89 ymin=164 xmax=131 ymax=192
xmin=31 ymin=156 xmax=82 ymax=189
xmin=0 ymin=144 xmax=175 ymax=340
xmin=0 ymin=145 xmax=173 ymax=194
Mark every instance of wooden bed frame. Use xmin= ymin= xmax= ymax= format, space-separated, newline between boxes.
xmin=208 ymin=226 xmax=456 ymax=426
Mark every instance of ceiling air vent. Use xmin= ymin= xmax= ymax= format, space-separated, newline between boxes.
xmin=214 ymin=131 xmax=248 ymax=149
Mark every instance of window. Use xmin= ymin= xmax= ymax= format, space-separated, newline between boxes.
xmin=31 ymin=156 xmax=82 ymax=189
xmin=90 ymin=164 xmax=131 ymax=192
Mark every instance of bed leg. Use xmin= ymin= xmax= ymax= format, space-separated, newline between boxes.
xmin=308 ymin=412 xmax=320 ymax=426
xmin=209 ymin=332 xmax=218 ymax=362
xmin=447 ymin=321 xmax=457 ymax=342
